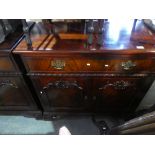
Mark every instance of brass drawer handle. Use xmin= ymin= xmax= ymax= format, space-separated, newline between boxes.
xmin=121 ymin=60 xmax=136 ymax=70
xmin=51 ymin=59 xmax=65 ymax=70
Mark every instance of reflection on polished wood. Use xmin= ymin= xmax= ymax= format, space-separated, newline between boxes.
xmin=15 ymin=19 xmax=155 ymax=52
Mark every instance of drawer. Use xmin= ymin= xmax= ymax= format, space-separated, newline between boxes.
xmin=0 ymin=56 xmax=15 ymax=72
xmin=23 ymin=56 xmax=155 ymax=73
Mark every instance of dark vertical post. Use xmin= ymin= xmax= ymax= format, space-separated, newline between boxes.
xmin=21 ymin=19 xmax=32 ymax=49
xmin=87 ymin=19 xmax=94 ymax=45
xmin=131 ymin=19 xmax=138 ymax=33
xmin=97 ymin=19 xmax=104 ymax=46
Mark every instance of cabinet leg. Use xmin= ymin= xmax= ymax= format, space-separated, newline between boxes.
xmin=42 ymin=112 xmax=61 ymax=120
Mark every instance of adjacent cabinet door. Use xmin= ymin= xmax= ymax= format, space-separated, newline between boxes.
xmin=92 ymin=77 xmax=153 ymax=113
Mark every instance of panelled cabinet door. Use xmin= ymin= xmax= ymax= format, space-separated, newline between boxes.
xmin=0 ymin=76 xmax=36 ymax=110
xmin=92 ymin=77 xmax=152 ymax=113
xmin=33 ymin=76 xmax=89 ymax=112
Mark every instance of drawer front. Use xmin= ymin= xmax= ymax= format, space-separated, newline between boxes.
xmin=23 ymin=56 xmax=155 ymax=73
xmin=0 ymin=56 xmax=15 ymax=72
xmin=0 ymin=76 xmax=37 ymax=110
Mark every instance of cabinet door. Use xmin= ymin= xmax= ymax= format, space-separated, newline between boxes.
xmin=31 ymin=76 xmax=90 ymax=112
xmin=0 ymin=76 xmax=37 ymax=111
xmin=92 ymin=77 xmax=153 ymax=113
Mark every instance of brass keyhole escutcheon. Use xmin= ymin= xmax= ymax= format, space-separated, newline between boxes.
xmin=51 ymin=59 xmax=66 ymax=70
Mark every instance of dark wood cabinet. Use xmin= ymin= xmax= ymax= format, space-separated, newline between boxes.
xmin=13 ymin=20 xmax=155 ymax=117
xmin=0 ymin=29 xmax=41 ymax=117
xmin=14 ymin=51 xmax=155 ymax=116
xmin=0 ymin=75 xmax=37 ymax=110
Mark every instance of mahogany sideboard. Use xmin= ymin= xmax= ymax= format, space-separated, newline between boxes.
xmin=13 ymin=20 xmax=155 ymax=118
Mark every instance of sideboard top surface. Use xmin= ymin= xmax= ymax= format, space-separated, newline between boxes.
xmin=14 ymin=20 xmax=155 ymax=54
